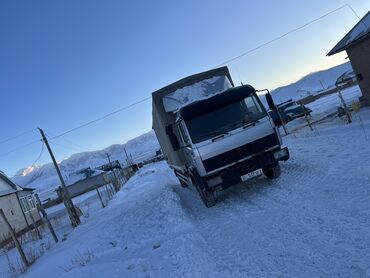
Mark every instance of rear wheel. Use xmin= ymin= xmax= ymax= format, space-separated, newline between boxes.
xmin=263 ymin=163 xmax=281 ymax=179
xmin=178 ymin=178 xmax=188 ymax=188
xmin=190 ymin=171 xmax=217 ymax=207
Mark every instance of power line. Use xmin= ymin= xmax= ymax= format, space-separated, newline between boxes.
xmin=30 ymin=142 xmax=45 ymax=166
xmin=47 ymin=140 xmax=83 ymax=153
xmin=50 ymin=96 xmax=151 ymax=140
xmin=214 ymin=4 xmax=359 ymax=68
xmin=1 ymin=2 xmax=360 ymax=177
xmin=346 ymin=3 xmax=362 ymax=20
xmin=0 ymin=139 xmax=41 ymax=158
xmin=46 ymin=131 xmax=111 ymax=162
xmin=0 ymin=129 xmax=37 ymax=145
xmin=45 ymin=130 xmax=91 ymax=152
xmin=0 ymin=96 xmax=150 ymax=157
xmin=49 ymin=3 xmax=359 ymax=141
xmin=1 ymin=2 xmax=361 ymax=157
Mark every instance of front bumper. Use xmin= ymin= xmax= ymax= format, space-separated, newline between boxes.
xmin=205 ymin=147 xmax=289 ymax=190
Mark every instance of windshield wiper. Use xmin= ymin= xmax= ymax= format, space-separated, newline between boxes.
xmin=211 ymin=133 xmax=227 ymax=142
xmin=241 ymin=119 xmax=260 ymax=129
xmin=227 ymin=119 xmax=260 ymax=130
xmin=193 ymin=118 xmax=262 ymax=143
xmin=196 ymin=130 xmax=229 ymax=142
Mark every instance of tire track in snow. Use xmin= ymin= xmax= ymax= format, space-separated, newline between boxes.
xmin=178 ymin=187 xmax=269 ymax=277
xmin=175 ymin=153 xmax=336 ymax=277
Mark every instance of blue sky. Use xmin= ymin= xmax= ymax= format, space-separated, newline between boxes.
xmin=0 ymin=0 xmax=369 ymax=175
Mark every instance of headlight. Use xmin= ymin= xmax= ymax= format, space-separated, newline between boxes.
xmin=207 ymin=176 xmax=223 ymax=187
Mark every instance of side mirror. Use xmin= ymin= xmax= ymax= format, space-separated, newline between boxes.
xmin=165 ymin=125 xmax=180 ymax=151
xmin=265 ymin=92 xmax=276 ymax=111
xmin=269 ymin=111 xmax=283 ymax=127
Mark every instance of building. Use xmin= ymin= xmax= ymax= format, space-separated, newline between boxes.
xmin=0 ymin=171 xmax=41 ymax=244
xmin=327 ymin=10 xmax=370 ymax=106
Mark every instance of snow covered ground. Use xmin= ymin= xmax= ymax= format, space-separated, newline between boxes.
xmin=2 ymin=102 xmax=368 ymax=277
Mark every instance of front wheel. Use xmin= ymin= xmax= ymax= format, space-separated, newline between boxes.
xmin=263 ymin=163 xmax=281 ymax=179
xmin=190 ymin=171 xmax=217 ymax=207
xmin=178 ymin=178 xmax=189 ymax=188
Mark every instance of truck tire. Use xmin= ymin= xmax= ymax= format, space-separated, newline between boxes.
xmin=190 ymin=171 xmax=217 ymax=208
xmin=263 ymin=163 xmax=281 ymax=179
xmin=174 ymin=170 xmax=189 ymax=188
xmin=178 ymin=178 xmax=189 ymax=188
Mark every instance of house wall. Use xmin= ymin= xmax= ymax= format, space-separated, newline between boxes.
xmin=0 ymin=193 xmax=28 ymax=242
xmin=347 ymin=38 xmax=370 ymax=105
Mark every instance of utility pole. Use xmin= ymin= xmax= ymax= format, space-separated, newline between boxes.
xmin=106 ymin=153 xmax=119 ymax=192
xmin=123 ymin=147 xmax=132 ymax=166
xmin=38 ymin=128 xmax=80 ymax=227
xmin=0 ymin=209 xmax=29 ymax=268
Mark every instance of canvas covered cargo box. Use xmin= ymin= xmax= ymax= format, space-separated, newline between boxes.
xmin=152 ymin=66 xmax=234 ymax=167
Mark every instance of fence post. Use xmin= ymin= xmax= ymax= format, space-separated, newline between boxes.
xmin=0 ymin=209 xmax=29 ymax=268
xmin=34 ymin=194 xmax=58 ymax=243
xmin=28 ymin=209 xmax=42 ymax=240
xmin=337 ymin=87 xmax=352 ymax=123
xmin=96 ymin=187 xmax=105 ymax=208
xmin=105 ymin=184 xmax=112 ymax=200
xmin=301 ymin=103 xmax=313 ymax=131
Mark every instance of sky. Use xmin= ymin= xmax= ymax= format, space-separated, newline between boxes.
xmin=0 ymin=0 xmax=369 ymax=175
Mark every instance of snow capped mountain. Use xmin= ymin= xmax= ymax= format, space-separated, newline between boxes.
xmin=271 ymin=62 xmax=352 ymax=102
xmin=13 ymin=130 xmax=160 ymax=193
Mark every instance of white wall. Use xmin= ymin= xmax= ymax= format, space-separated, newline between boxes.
xmin=0 ymin=193 xmax=28 ymax=242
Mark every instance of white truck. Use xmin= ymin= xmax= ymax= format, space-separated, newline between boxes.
xmin=152 ymin=67 xmax=289 ymax=207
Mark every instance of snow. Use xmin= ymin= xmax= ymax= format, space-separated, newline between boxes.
xmin=163 ymin=75 xmax=232 ymax=112
xmin=345 ymin=12 xmax=370 ymax=45
xmin=3 ymin=101 xmax=368 ymax=277
xmin=328 ymin=12 xmax=370 ymax=55
xmin=305 ymin=86 xmax=361 ymax=117
xmin=2 ymin=62 xmax=370 ymax=277
xmin=270 ymin=62 xmax=352 ymax=102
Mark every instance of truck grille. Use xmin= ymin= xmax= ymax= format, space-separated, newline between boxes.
xmin=202 ymin=133 xmax=278 ymax=172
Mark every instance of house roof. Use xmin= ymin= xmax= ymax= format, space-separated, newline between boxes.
xmin=0 ymin=171 xmax=34 ymax=197
xmin=0 ymin=171 xmax=18 ymax=190
xmin=327 ymin=10 xmax=370 ymax=56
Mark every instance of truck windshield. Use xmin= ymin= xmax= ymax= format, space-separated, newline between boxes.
xmin=185 ymin=95 xmax=267 ymax=143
